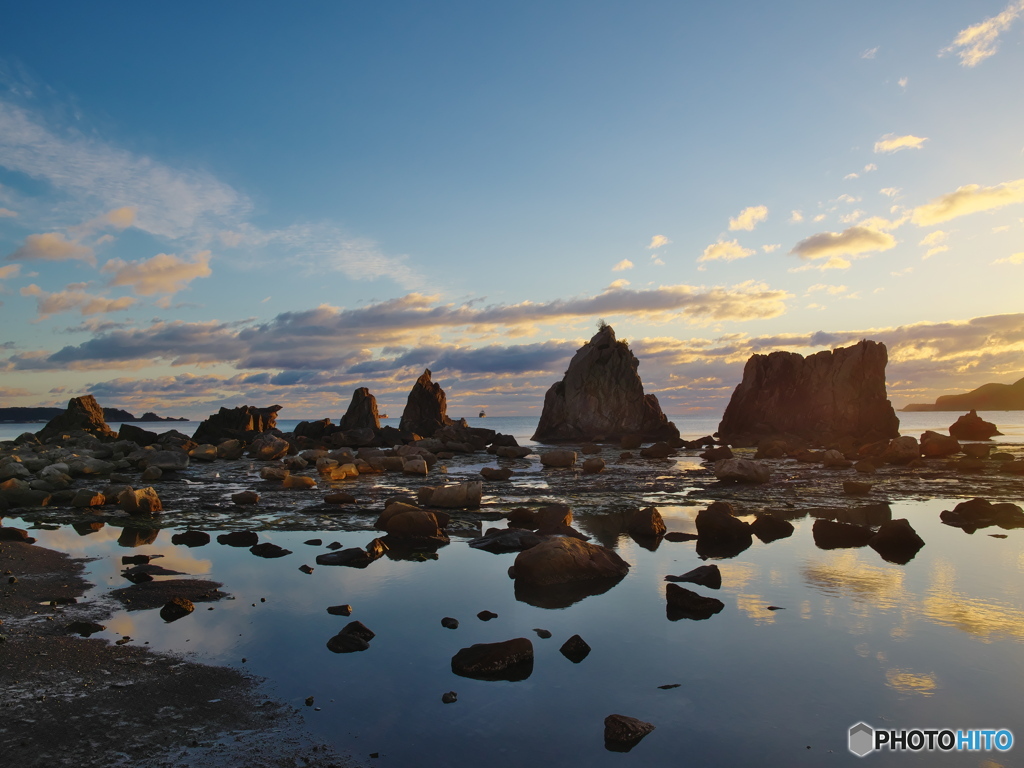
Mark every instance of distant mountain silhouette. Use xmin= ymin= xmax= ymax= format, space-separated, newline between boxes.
xmin=0 ymin=406 xmax=187 ymax=423
xmin=902 ymin=377 xmax=1024 ymax=412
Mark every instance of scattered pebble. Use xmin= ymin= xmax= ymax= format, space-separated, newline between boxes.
xmin=533 ymin=628 xmax=552 ymax=639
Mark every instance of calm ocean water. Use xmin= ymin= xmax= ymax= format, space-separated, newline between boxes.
xmin=3 ymin=411 xmax=1023 ymax=444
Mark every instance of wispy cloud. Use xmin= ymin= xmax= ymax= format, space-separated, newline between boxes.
xmin=612 ymin=259 xmax=634 ymax=271
xmin=699 ymin=240 xmax=756 ymax=263
xmin=874 ymin=134 xmax=928 ymax=154
xmin=941 ymin=0 xmax=1024 ymax=67
xmin=0 ymin=207 xmax=17 ymax=217
xmin=789 ymin=255 xmax=851 ymax=272
xmin=728 ymin=205 xmax=768 ymax=231
xmin=791 ymin=225 xmax=897 ymax=260
xmin=911 ymin=178 xmax=1024 ymax=226
xmin=20 ymin=283 xmax=135 ymax=319
xmin=919 ymin=230 xmax=949 ymax=258
xmin=993 ymin=252 xmax=1024 ymax=265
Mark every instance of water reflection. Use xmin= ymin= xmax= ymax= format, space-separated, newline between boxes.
xmin=885 ymin=668 xmax=938 ymax=696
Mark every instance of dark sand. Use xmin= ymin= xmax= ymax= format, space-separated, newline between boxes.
xmin=0 ymin=540 xmax=359 ymax=768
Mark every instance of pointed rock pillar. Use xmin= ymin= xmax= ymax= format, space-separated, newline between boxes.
xmin=400 ymin=369 xmax=454 ymax=437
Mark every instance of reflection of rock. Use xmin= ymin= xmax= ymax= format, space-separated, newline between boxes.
xmin=509 ymin=537 xmax=629 ymax=586
xmin=665 ymin=584 xmax=725 ymax=621
xmin=665 ymin=564 xmax=721 ymax=589
xmin=718 ymin=340 xmax=899 ymax=447
xmin=326 ymin=621 xmax=375 ymax=653
xmin=940 ymin=498 xmax=1024 ymax=530
xmin=695 ymin=503 xmax=752 ymax=559
xmin=948 ymin=410 xmax=1001 ymax=440
xmin=812 ymin=519 xmax=873 ymax=549
xmin=514 ymin=576 xmax=623 ymax=610
xmin=117 ymin=526 xmax=159 ymax=548
xmin=399 ymin=369 xmax=454 ymax=437
xmin=604 ymin=714 xmax=655 ymax=753
xmin=868 ymin=518 xmax=925 ymax=564
xmin=559 ymin=634 xmax=592 ymax=663
xmin=37 ymin=395 xmax=117 ymax=442
xmin=532 ymin=325 xmax=678 ymax=444
xmin=451 ymin=638 xmax=534 ymax=681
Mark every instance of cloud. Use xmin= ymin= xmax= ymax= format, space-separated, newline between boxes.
xmin=699 ymin=240 xmax=756 ymax=263
xmin=880 ymin=188 xmax=901 ymax=198
xmin=612 ymin=259 xmax=634 ymax=272
xmin=7 ymin=232 xmax=95 ymax=265
xmin=728 ymin=205 xmax=768 ymax=231
xmin=874 ymin=134 xmax=928 ymax=154
xmin=805 ymin=284 xmax=848 ymax=296
xmin=941 ymin=0 xmax=1024 ymax=67
xmin=0 ymin=207 xmax=16 ymax=217
xmin=789 ymin=256 xmax=852 ymax=272
xmin=19 ymin=283 xmax=136 ymax=319
xmin=6 ymin=282 xmax=792 ymax=371
xmin=844 ymin=173 xmax=859 ymax=180
xmin=911 ymin=178 xmax=1024 ymax=226
xmin=791 ymin=226 xmax=897 ymax=260
xmin=993 ymin=252 xmax=1024 ymax=265
xmin=102 ymin=251 xmax=213 ymax=295
xmin=861 ymin=46 xmax=879 ymax=59
xmin=647 ymin=235 xmax=670 ymax=249
xmin=607 ymin=279 xmax=630 ymax=289
xmin=762 ymin=244 xmax=781 ymax=253
xmin=864 ymin=164 xmax=877 ymax=172
xmin=0 ymin=264 xmax=20 ymax=281
xmin=919 ymin=230 xmax=949 ymax=258
xmin=789 ymin=210 xmax=804 ymax=223
xmin=898 ymin=77 xmax=908 ymax=89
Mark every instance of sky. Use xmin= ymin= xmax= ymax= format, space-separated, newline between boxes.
xmin=0 ymin=1 xmax=1022 ymax=421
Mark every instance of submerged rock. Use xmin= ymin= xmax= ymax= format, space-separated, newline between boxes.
xmin=717 ymin=340 xmax=899 ymax=447
xmin=532 ymin=324 xmax=678 ymax=444
xmin=665 ymin=583 xmax=725 ymax=621
xmin=665 ymin=564 xmax=721 ymax=589
xmin=451 ymin=638 xmax=534 ymax=681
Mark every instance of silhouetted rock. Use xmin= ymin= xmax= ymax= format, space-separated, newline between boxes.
xmin=217 ymin=530 xmax=259 ymax=547
xmin=315 ymin=538 xmax=389 ymax=568
xmin=718 ymin=340 xmax=899 ymax=447
xmin=665 ymin=564 xmax=721 ymax=589
xmin=948 ymin=410 xmax=1001 ymax=440
xmin=118 ymin=422 xmax=159 ymax=446
xmin=869 ymin=518 xmax=925 ymax=564
xmin=340 ymin=387 xmax=381 ymax=431
xmin=171 ymin=530 xmax=210 ymax=547
xmin=469 ymin=528 xmax=544 ymax=553
xmin=327 ymin=621 xmax=375 ymax=653
xmin=399 ymin=369 xmax=453 ymax=437
xmin=666 ymin=583 xmax=725 ymax=621
xmin=509 ymin=537 xmax=629 ymax=586
xmin=559 ymin=634 xmax=591 ymax=663
xmin=940 ymin=498 xmax=1024 ymax=530
xmin=192 ymin=404 xmax=282 ymax=444
xmin=920 ymin=430 xmax=961 ymax=457
xmin=749 ymin=515 xmax=794 ymax=543
xmin=159 ymin=597 xmax=194 ymax=622
xmin=532 ymin=324 xmax=678 ymax=444
xmin=812 ymin=519 xmax=873 ymax=549
xmin=626 ymin=507 xmax=666 ymax=538
xmin=37 ymin=395 xmax=117 ymax=442
xmin=451 ymin=638 xmax=534 ymax=681
xmin=250 ymin=542 xmax=292 ymax=558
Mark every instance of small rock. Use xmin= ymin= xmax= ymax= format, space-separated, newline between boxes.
xmin=160 ymin=597 xmax=195 ymax=622
xmin=171 ymin=530 xmax=210 ymax=547
xmin=441 ymin=617 xmax=459 ymax=629
xmin=299 ymin=564 xmax=314 ymax=574
xmin=665 ymin=564 xmax=721 ymax=589
xmin=441 ymin=691 xmax=458 ymax=704
xmin=559 ymin=634 xmax=591 ymax=663
xmin=533 ymin=628 xmax=552 ymax=639
xmin=327 ymin=605 xmax=353 ymax=616
xmin=477 ymin=610 xmax=498 ymax=621
xmin=604 ymin=714 xmax=655 ymax=752
xmin=250 ymin=542 xmax=292 ymax=558
xmin=231 ymin=491 xmax=260 ymax=505
xmin=217 ymin=530 xmax=259 ymax=547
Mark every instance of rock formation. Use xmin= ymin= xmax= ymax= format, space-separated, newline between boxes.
xmin=399 ymin=369 xmax=453 ymax=437
xmin=717 ymin=340 xmax=900 ymax=447
xmin=948 ymin=410 xmax=1001 ymax=440
xmin=192 ymin=404 xmax=282 ymax=444
xmin=532 ymin=324 xmax=678 ymax=443
xmin=36 ymin=395 xmax=117 ymax=441
xmin=339 ymin=387 xmax=381 ymax=430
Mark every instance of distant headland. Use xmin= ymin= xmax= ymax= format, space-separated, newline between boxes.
xmin=0 ymin=406 xmax=188 ymax=424
xmin=902 ymin=377 xmax=1024 ymax=412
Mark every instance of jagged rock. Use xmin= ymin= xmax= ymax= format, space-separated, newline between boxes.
xmin=718 ymin=340 xmax=900 ymax=447
xmin=533 ymin=325 xmax=678 ymax=443
xmin=399 ymin=369 xmax=453 ymax=437
xmin=948 ymin=410 xmax=1001 ymax=440
xmin=37 ymin=395 xmax=117 ymax=442
xmin=118 ymin=486 xmax=163 ymax=515
xmin=626 ymin=507 xmax=666 ymax=538
xmin=509 ymin=537 xmax=629 ymax=586
xmin=340 ymin=387 xmax=381 ymax=431
xmin=192 ymin=405 xmax=282 ymax=444
xmin=451 ymin=638 xmax=534 ymax=681
xmin=713 ymin=458 xmax=770 ymax=484
xmin=920 ymin=431 xmax=961 ymax=457
xmin=604 ymin=714 xmax=656 ymax=752
xmin=294 ymin=419 xmax=333 ymax=440
xmin=665 ymin=564 xmax=721 ymax=589
xmin=665 ymin=584 xmax=725 ymax=621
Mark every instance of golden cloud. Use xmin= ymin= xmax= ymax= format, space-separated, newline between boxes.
xmin=911 ymin=179 xmax=1024 ymax=226
xmin=7 ymin=232 xmax=95 ymax=265
xmin=699 ymin=239 xmax=756 ymax=263
xmin=102 ymin=251 xmax=213 ymax=295
xmin=728 ymin=205 xmax=768 ymax=231
xmin=873 ymin=134 xmax=928 ymax=154
xmin=941 ymin=0 xmax=1024 ymax=67
xmin=20 ymin=283 xmax=136 ymax=319
xmin=791 ymin=225 xmax=897 ymax=260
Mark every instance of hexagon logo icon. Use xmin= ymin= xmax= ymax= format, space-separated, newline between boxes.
xmin=849 ymin=722 xmax=874 ymax=757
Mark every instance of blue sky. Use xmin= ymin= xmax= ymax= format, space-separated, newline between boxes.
xmin=1 ymin=1 xmax=1022 ymax=419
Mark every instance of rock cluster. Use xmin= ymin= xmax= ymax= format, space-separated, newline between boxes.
xmin=192 ymin=405 xmax=282 ymax=444
xmin=532 ymin=324 xmax=678 ymax=444
xmin=717 ymin=339 xmax=900 ymax=447
xmin=36 ymin=396 xmax=117 ymax=442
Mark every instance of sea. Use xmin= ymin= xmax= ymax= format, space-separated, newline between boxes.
xmin=4 ymin=410 xmax=1024 ymax=766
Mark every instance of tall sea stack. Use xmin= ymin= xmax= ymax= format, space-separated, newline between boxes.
xmin=400 ymin=369 xmax=454 ymax=437
xmin=717 ymin=339 xmax=900 ymax=447
xmin=532 ymin=324 xmax=678 ymax=443
xmin=36 ymin=395 xmax=117 ymax=441
xmin=340 ymin=387 xmax=381 ymax=430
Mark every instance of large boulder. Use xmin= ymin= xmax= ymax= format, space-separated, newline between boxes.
xmin=399 ymin=369 xmax=454 ymax=437
xmin=192 ymin=404 xmax=282 ymax=444
xmin=717 ymin=340 xmax=900 ymax=447
xmin=420 ymin=481 xmax=483 ymax=509
xmin=920 ymin=431 xmax=961 ymax=457
xmin=451 ymin=638 xmax=534 ymax=681
xmin=532 ymin=324 xmax=678 ymax=444
xmin=339 ymin=387 xmax=381 ymax=431
xmin=948 ymin=410 xmax=1001 ymax=440
xmin=509 ymin=537 xmax=629 ymax=586
xmin=37 ymin=395 xmax=117 ymax=442
xmin=713 ymin=458 xmax=770 ymax=484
